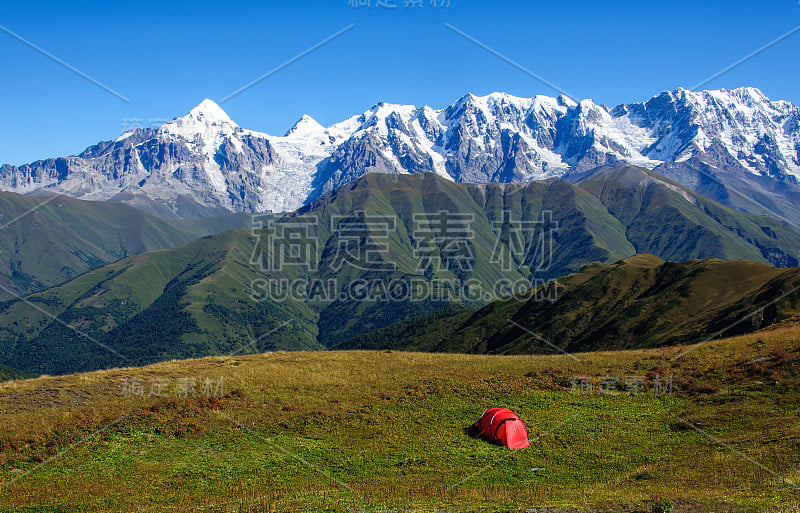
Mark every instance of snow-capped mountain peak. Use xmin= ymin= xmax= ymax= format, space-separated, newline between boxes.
xmin=285 ymin=114 xmax=326 ymax=137
xmin=159 ymin=98 xmax=241 ymax=146
xmin=363 ymin=101 xmax=417 ymax=123
xmin=1 ymin=88 xmax=798 ymax=220
xmin=188 ymin=99 xmax=236 ymax=126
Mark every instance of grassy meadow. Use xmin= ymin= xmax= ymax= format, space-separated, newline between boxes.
xmin=0 ymin=317 xmax=798 ymax=512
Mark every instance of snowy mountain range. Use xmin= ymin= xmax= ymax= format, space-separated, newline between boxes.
xmin=1 ymin=87 xmax=799 ymax=221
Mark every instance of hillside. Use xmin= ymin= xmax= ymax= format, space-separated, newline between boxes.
xmin=3 ymin=171 xmax=800 ymax=375
xmin=0 ymin=319 xmax=797 ymax=511
xmin=339 ymin=254 xmax=800 ymax=353
xmin=0 ymin=229 xmax=321 ymax=375
xmin=0 ymin=191 xmax=250 ymax=299
xmin=577 ymin=165 xmax=800 ymax=267
xmin=0 ymin=364 xmax=28 ymax=382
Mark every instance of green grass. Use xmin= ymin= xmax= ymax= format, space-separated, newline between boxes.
xmin=578 ymin=165 xmax=800 ymax=267
xmin=340 ymin=254 xmax=800 ymax=355
xmin=0 ymin=191 xmax=251 ymax=300
xmin=7 ymin=171 xmax=800 ymax=377
xmin=0 ymin=364 xmax=29 ymax=382
xmin=0 ymin=319 xmax=798 ymax=512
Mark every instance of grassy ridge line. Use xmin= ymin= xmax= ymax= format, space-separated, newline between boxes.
xmin=0 ymin=322 xmax=797 ymax=511
xmin=339 ymin=254 xmax=800 ymax=354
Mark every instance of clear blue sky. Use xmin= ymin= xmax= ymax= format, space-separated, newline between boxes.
xmin=1 ymin=0 xmax=798 ymax=165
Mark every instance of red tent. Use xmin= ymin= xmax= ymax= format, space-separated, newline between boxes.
xmin=470 ymin=407 xmax=530 ymax=449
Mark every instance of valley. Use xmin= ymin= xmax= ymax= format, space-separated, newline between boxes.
xmin=2 ymin=170 xmax=800 ymax=376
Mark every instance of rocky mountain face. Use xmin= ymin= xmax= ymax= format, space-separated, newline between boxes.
xmin=1 ymin=88 xmax=798 ymax=221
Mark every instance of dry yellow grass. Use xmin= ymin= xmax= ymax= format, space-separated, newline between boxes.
xmin=0 ymin=322 xmax=798 ymax=512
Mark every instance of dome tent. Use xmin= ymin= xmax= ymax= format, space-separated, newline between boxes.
xmin=469 ymin=407 xmax=530 ymax=449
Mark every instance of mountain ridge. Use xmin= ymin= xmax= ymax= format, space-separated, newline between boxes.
xmin=3 ymin=170 xmax=800 ymax=375
xmin=1 ymin=87 xmax=798 ymax=222
xmin=337 ymin=253 xmax=800 ymax=354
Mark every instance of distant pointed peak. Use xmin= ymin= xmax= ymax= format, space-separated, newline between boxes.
xmin=366 ymin=100 xmax=411 ymax=112
xmin=555 ymin=94 xmax=577 ymax=107
xmin=285 ymin=114 xmax=325 ymax=136
xmin=460 ymin=92 xmax=486 ymax=105
xmin=451 ymin=92 xmax=478 ymax=106
xmin=185 ymin=99 xmax=236 ymax=126
xmin=160 ymin=98 xmax=238 ymax=139
xmin=361 ymin=101 xmax=416 ymax=123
